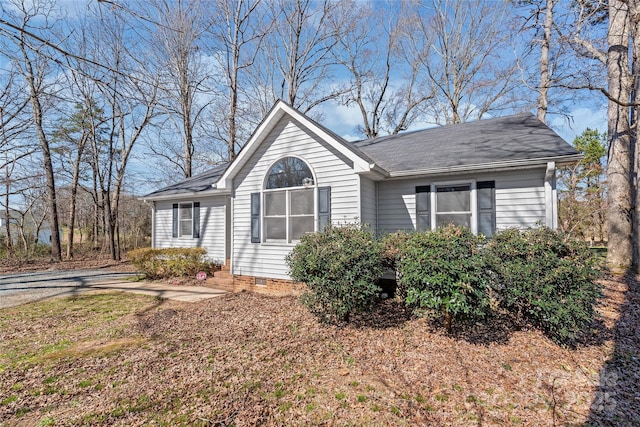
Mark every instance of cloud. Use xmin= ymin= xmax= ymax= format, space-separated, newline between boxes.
xmin=316 ymin=100 xmax=364 ymax=141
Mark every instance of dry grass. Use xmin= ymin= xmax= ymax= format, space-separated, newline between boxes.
xmin=0 ymin=276 xmax=638 ymax=426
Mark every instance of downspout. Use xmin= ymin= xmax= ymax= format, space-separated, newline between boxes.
xmin=544 ymin=162 xmax=556 ymax=229
xmin=151 ymin=201 xmax=156 ymax=248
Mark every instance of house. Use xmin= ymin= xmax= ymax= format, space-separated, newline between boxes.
xmin=143 ymin=101 xmax=581 ymax=294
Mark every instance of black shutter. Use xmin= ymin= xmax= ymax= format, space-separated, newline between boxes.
xmin=318 ymin=186 xmax=331 ymax=231
xmin=172 ymin=203 xmax=178 ymax=238
xmin=251 ymin=193 xmax=260 ymax=243
xmin=416 ymin=186 xmax=431 ymax=231
xmin=192 ymin=202 xmax=200 ymax=238
xmin=477 ymin=181 xmax=496 ymax=237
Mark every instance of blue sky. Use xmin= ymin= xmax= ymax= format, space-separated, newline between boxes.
xmin=1 ymin=0 xmax=611 ymax=199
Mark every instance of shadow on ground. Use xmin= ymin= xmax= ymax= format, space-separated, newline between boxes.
xmin=586 ymin=275 xmax=640 ymax=426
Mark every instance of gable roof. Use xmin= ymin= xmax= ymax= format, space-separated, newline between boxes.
xmin=143 ymin=162 xmax=230 ymax=200
xmin=216 ymin=100 xmax=377 ymax=188
xmin=144 ymin=105 xmax=581 ymax=200
xmin=353 ymin=113 xmax=581 ymax=177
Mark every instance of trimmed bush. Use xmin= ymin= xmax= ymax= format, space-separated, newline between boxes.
xmin=484 ymin=227 xmax=601 ymax=343
xmin=381 ymin=231 xmax=410 ymax=270
xmin=128 ymin=247 xmax=219 ymax=280
xmin=285 ymin=225 xmax=384 ymax=323
xmin=397 ymin=225 xmax=489 ymax=331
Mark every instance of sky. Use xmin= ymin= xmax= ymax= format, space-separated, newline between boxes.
xmin=0 ymin=0 xmax=611 ymax=199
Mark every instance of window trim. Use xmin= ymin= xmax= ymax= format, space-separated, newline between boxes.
xmin=178 ymin=202 xmax=193 ymax=238
xmin=435 ymin=184 xmax=472 ymax=230
xmin=415 ymin=179 xmax=495 ymax=236
xmin=261 ymin=156 xmax=318 ymax=244
xmin=172 ymin=201 xmax=199 ymax=239
xmin=263 ymin=186 xmax=316 ymax=243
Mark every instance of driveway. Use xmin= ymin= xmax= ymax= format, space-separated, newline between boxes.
xmin=0 ymin=269 xmax=227 ymax=309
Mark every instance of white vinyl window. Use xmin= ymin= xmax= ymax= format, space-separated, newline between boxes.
xmin=415 ymin=181 xmax=495 ymax=236
xmin=263 ymin=157 xmax=315 ymax=242
xmin=436 ymin=185 xmax=471 ymax=228
xmin=179 ymin=202 xmax=193 ymax=237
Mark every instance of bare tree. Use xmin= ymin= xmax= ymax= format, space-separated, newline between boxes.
xmin=14 ymin=174 xmax=48 ymax=258
xmin=0 ymin=65 xmax=32 ymax=255
xmin=256 ymin=0 xmax=344 ymax=113
xmin=53 ymin=101 xmax=108 ymax=259
xmin=84 ymin=6 xmax=161 ymax=260
xmin=1 ymin=0 xmax=64 ymax=260
xmin=330 ymin=0 xmax=432 ymax=138
xmin=210 ymin=0 xmax=267 ymax=161
xmin=148 ymin=0 xmax=214 ymax=176
xmin=408 ymin=0 xmax=525 ymax=125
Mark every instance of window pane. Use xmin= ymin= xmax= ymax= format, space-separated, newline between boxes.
xmin=265 ymin=217 xmax=286 ymax=240
xmin=290 ymin=189 xmax=314 ymax=215
xmin=436 ymin=213 xmax=471 ymax=228
xmin=180 ymin=204 xmax=192 ymax=219
xmin=436 ymin=186 xmax=470 ymax=212
xmin=290 ymin=216 xmax=314 ymax=240
xmin=180 ymin=220 xmax=191 ymax=236
xmin=265 ymin=191 xmax=286 ymax=216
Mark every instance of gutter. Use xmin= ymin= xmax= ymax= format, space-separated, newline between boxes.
xmin=140 ymin=188 xmax=232 ymax=202
xmin=382 ymin=154 xmax=583 ymax=179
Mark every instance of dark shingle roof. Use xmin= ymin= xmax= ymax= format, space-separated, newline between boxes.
xmin=143 ymin=162 xmax=230 ymax=198
xmin=353 ymin=113 xmax=579 ymax=173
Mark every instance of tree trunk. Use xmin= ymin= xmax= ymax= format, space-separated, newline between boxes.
xmin=537 ymin=0 xmax=554 ymax=123
xmin=605 ymin=0 xmax=634 ymax=274
xmin=3 ymin=169 xmax=13 ymax=256
xmin=66 ymin=146 xmax=85 ymax=259
xmin=103 ymin=190 xmax=118 ymax=260
xmin=629 ymin=0 xmax=640 ymax=273
xmin=30 ymin=95 xmax=61 ymax=261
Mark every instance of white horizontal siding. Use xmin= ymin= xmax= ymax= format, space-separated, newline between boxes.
xmin=154 ymin=196 xmax=227 ymax=263
xmin=495 ymin=169 xmax=546 ymax=229
xmin=376 ymin=168 xmax=548 ymax=234
xmin=360 ymin=177 xmax=377 ymax=228
xmin=377 ymin=179 xmax=419 ymax=234
xmin=233 ymin=117 xmax=361 ymax=279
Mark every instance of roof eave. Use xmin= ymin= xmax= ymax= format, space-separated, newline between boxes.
xmin=355 ymin=163 xmax=390 ymax=180
xmin=384 ymin=154 xmax=584 ymax=179
xmin=140 ymin=188 xmax=232 ymax=202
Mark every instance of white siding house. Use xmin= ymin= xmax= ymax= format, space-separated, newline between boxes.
xmin=153 ymin=197 xmax=227 ymax=264
xmin=144 ymin=101 xmax=581 ymax=293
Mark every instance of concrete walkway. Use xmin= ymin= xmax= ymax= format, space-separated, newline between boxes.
xmin=86 ymin=278 xmax=228 ymax=302
xmin=0 ymin=269 xmax=227 ymax=309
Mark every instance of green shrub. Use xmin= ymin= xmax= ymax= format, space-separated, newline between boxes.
xmin=127 ymin=247 xmax=219 ymax=280
xmin=285 ymin=225 xmax=384 ymax=323
xmin=381 ymin=231 xmax=410 ymax=270
xmin=484 ymin=227 xmax=601 ymax=343
xmin=397 ymin=225 xmax=488 ymax=331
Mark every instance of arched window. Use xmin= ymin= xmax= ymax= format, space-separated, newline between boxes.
xmin=263 ymin=157 xmax=315 ymax=242
xmin=266 ymin=157 xmax=314 ymax=189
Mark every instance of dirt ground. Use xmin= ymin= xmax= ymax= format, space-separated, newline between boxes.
xmin=0 ymin=267 xmax=638 ymax=426
xmin=0 ymin=254 xmax=137 ymax=275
